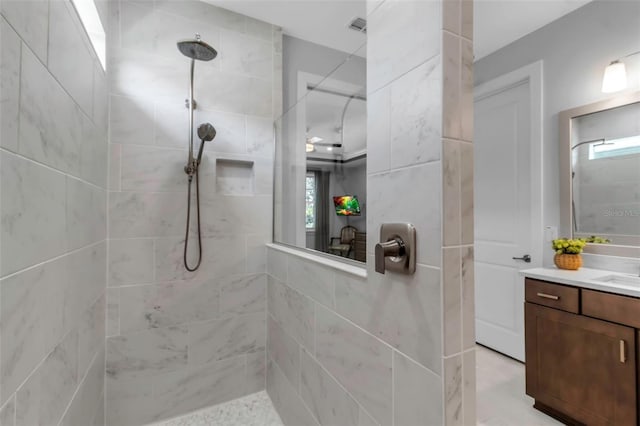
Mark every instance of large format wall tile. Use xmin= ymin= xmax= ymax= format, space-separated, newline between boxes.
xmin=267 ymin=359 xmax=319 ymax=426
xmin=65 ymin=243 xmax=107 ymax=329
xmin=15 ymin=330 xmax=79 ymax=426
xmin=300 ymin=349 xmax=359 ymax=426
xmin=367 ymin=0 xmax=441 ymax=93
xmin=1 ymin=151 xmax=66 ymax=276
xmin=219 ymin=273 xmax=266 ymax=316
xmin=389 ymin=57 xmax=442 ymax=169
xmin=78 ymin=295 xmax=106 ymax=381
xmin=335 ymin=263 xmax=442 ymax=374
xmin=315 ymin=304 xmax=392 ymax=426
xmin=152 ymin=356 xmax=246 ymax=422
xmin=48 ymin=1 xmax=95 ymax=116
xmin=66 ymin=177 xmax=107 ymax=251
xmin=1 ymin=0 xmax=108 ymax=423
xmin=0 ymin=395 xmax=15 ymax=426
xmin=187 ymin=312 xmax=265 ymax=364
xmin=0 ymin=256 xmax=67 ymax=404
xmin=108 ymin=239 xmax=155 ymax=286
xmin=286 ymin=256 xmax=335 ymax=308
xmin=0 ymin=17 xmax=20 ymax=153
xmin=220 ymin=30 xmax=272 ymax=80
xmin=0 ymin=0 xmax=48 ymax=63
xmin=106 ymin=375 xmax=156 ymax=426
xmin=154 ymin=235 xmax=247 ymax=283
xmin=267 ymin=315 xmax=300 ymax=390
xmin=18 ymin=47 xmax=89 ymax=178
xmin=367 ymin=162 xmax=441 ymax=267
xmin=60 ymin=348 xmax=105 ymax=426
xmin=267 ymin=276 xmax=314 ymax=352
xmin=394 ymin=351 xmax=443 ymax=426
xmin=119 ymin=280 xmax=220 ymax=334
xmin=110 ymin=95 xmax=155 ymax=146
xmin=246 ymin=350 xmax=267 ymax=394
xmin=106 ymin=326 xmax=188 ymax=380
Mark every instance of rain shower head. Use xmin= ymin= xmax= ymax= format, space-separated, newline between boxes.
xmin=197 ymin=123 xmax=216 ymax=142
xmin=177 ymin=34 xmax=217 ymax=61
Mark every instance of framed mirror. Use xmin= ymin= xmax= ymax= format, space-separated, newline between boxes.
xmin=273 ymin=33 xmax=367 ymax=264
xmin=559 ymin=91 xmax=640 ymax=257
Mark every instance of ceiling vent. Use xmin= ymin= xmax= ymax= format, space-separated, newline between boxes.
xmin=347 ymin=17 xmax=367 ymax=34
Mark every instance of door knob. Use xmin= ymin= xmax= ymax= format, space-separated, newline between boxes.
xmin=375 ymin=239 xmax=405 ymax=274
xmin=512 ymin=254 xmax=531 ymax=263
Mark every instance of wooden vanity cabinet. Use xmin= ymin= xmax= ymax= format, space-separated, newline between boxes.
xmin=525 ymin=278 xmax=638 ymax=425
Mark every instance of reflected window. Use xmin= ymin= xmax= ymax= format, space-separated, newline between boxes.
xmin=306 ymin=173 xmax=317 ymax=230
xmin=589 ymin=135 xmax=640 ymax=160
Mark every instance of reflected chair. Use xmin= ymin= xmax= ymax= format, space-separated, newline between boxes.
xmin=328 ymin=226 xmax=357 ymax=257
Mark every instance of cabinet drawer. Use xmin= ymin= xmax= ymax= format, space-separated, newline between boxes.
xmin=582 ymin=289 xmax=640 ymax=328
xmin=525 ymin=279 xmax=579 ymax=313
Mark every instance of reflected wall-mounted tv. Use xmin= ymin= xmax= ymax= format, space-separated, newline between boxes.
xmin=333 ymin=195 xmax=361 ymax=216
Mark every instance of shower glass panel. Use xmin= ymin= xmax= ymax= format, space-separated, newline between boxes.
xmin=274 ymin=39 xmax=367 ymax=263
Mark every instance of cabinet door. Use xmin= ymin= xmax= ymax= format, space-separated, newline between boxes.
xmin=525 ymin=302 xmax=636 ymax=425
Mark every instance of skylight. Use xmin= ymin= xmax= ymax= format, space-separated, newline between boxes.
xmin=70 ymin=0 xmax=106 ymax=70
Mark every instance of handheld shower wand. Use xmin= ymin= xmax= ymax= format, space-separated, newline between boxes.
xmin=196 ymin=123 xmax=216 ymax=166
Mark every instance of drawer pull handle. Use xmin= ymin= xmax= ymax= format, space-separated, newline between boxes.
xmin=620 ymin=340 xmax=626 ymax=363
xmin=536 ymin=292 xmax=559 ymax=300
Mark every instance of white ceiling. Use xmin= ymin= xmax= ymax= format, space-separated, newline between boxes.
xmin=206 ymin=0 xmax=593 ymax=59
xmin=207 ymin=1 xmax=367 ymax=55
xmin=305 ymin=90 xmax=367 ymax=156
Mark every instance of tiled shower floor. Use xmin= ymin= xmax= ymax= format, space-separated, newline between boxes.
xmin=150 ymin=391 xmax=283 ymax=426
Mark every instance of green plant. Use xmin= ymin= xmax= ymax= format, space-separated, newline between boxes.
xmin=552 ymin=238 xmax=586 ymax=255
xmin=582 ymin=235 xmax=611 ymax=244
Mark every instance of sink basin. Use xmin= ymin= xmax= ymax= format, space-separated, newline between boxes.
xmin=594 ymin=274 xmax=640 ymax=286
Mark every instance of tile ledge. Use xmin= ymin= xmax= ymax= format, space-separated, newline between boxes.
xmin=266 ymin=243 xmax=367 ymax=278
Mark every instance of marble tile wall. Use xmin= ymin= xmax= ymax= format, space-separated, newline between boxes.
xmin=105 ymin=1 xmax=282 ymax=424
xmin=0 ymin=0 xmax=108 ymax=425
xmin=266 ymin=0 xmax=475 ymax=425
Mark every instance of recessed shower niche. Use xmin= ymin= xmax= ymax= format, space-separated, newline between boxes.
xmin=215 ymin=158 xmax=256 ymax=195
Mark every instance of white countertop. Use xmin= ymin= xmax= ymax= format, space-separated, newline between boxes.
xmin=521 ymin=267 xmax=640 ymax=298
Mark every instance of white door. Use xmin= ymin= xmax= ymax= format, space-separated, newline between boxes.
xmin=474 ymin=80 xmax=533 ymax=361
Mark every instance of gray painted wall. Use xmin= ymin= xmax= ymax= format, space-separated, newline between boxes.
xmin=0 ymin=0 xmax=108 ymax=424
xmin=475 ymin=0 xmax=640 ymax=266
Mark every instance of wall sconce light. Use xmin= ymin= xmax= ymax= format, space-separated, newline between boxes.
xmin=602 ymin=50 xmax=640 ymax=93
xmin=305 ymin=142 xmax=315 ymax=153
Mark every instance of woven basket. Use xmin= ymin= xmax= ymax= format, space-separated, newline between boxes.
xmin=554 ymin=253 xmax=583 ymax=270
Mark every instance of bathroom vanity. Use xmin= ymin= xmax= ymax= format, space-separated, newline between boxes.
xmin=523 ymin=268 xmax=640 ymax=425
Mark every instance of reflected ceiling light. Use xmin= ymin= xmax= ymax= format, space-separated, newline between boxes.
xmin=307 ymin=136 xmax=323 ymax=144
xmin=602 ymin=50 xmax=640 ymax=93
xmin=326 ymin=147 xmax=333 ymax=152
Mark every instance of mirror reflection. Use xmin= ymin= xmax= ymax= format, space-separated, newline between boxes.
xmin=274 ymin=34 xmax=367 ymax=262
xmin=571 ymin=100 xmax=640 ymax=243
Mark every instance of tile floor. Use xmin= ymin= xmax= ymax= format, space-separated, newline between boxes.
xmin=149 ymin=391 xmax=283 ymax=426
xmin=476 ymin=345 xmax=562 ymax=425
xmin=150 ymin=345 xmax=560 ymax=426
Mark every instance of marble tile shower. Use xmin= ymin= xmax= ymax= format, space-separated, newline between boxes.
xmin=1 ymin=0 xmax=475 ymax=425
xmin=105 ymin=1 xmax=282 ymax=425
xmin=0 ymin=0 xmax=109 ymax=424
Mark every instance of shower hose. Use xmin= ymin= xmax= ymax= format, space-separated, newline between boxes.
xmin=183 ymin=170 xmax=202 ymax=271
